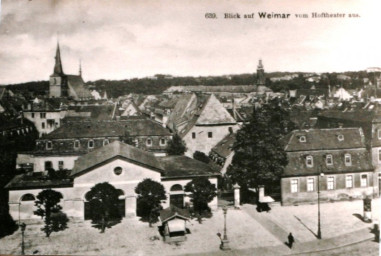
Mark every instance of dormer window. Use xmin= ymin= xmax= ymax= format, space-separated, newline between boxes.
xmin=46 ymin=141 xmax=52 ymax=150
xmin=160 ymin=138 xmax=166 ymax=146
xmin=88 ymin=140 xmax=94 ymax=149
xmin=103 ymin=139 xmax=109 ymax=146
xmin=306 ymin=155 xmax=313 ymax=167
xmin=326 ymin=154 xmax=333 ymax=165
xmin=146 ymin=138 xmax=152 ymax=147
xmin=337 ymin=134 xmax=344 ymax=141
xmin=344 ymin=153 xmax=352 ymax=166
xmin=74 ymin=140 xmax=80 ymax=149
xmin=378 ymin=129 xmax=381 ymax=140
xmin=299 ymin=136 xmax=306 ymax=143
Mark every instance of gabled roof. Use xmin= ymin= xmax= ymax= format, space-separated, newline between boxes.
xmin=67 ymin=75 xmax=92 ymax=98
xmin=160 ymin=206 xmax=190 ymax=223
xmin=70 ymin=141 xmax=163 ymax=177
xmin=158 ymin=155 xmax=219 ymax=179
xmin=210 ymin=133 xmax=235 ymax=158
xmin=285 ymin=128 xmax=365 ymax=152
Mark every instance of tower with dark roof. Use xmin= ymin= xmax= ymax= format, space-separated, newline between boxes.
xmin=49 ymin=42 xmax=68 ymax=98
xmin=256 ymin=59 xmax=266 ymax=86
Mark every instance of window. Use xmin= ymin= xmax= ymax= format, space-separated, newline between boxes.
xmin=41 ymin=122 xmax=45 ymax=129
xmin=378 ymin=129 xmax=381 ymax=140
xmin=228 ymin=127 xmax=233 ymax=134
xmin=74 ymin=140 xmax=80 ymax=149
xmin=326 ymin=154 xmax=333 ymax=166
xmin=344 ymin=154 xmax=352 ymax=166
xmin=346 ymin=175 xmax=353 ymax=188
xmin=307 ymin=178 xmax=314 ymax=192
xmin=31 ymin=113 xmax=35 ymax=118
xmin=208 ymin=132 xmax=213 ymax=138
xmin=327 ymin=176 xmax=335 ymax=190
xmin=192 ymin=132 xmax=196 ymax=139
xmin=46 ymin=141 xmax=52 ymax=150
xmin=58 ymin=161 xmax=64 ymax=170
xmin=103 ymin=139 xmax=109 ymax=146
xmin=88 ymin=140 xmax=94 ymax=149
xmin=299 ymin=136 xmax=306 ymax=143
xmin=114 ymin=166 xmax=123 ymax=176
xmin=40 ymin=112 xmax=46 ymax=118
xmin=379 ymin=149 xmax=381 ymax=163
xmin=146 ymin=138 xmax=152 ymax=146
xmin=337 ymin=134 xmax=344 ymax=141
xmin=361 ymin=174 xmax=368 ymax=187
xmin=20 ymin=194 xmax=35 ymax=202
xmin=44 ymin=161 xmax=53 ymax=171
xmin=306 ymin=155 xmax=313 ymax=167
xmin=291 ymin=179 xmax=298 ymax=193
xmin=160 ymin=138 xmax=166 ymax=146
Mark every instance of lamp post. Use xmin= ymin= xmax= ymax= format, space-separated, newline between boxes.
xmin=220 ymin=206 xmax=231 ymax=250
xmin=317 ymin=172 xmax=324 ymax=239
xmin=20 ymin=222 xmax=26 ymax=255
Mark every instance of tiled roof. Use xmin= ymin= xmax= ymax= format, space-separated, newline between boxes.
xmin=318 ymin=109 xmax=381 ymax=123
xmin=66 ymin=105 xmax=116 ymax=120
xmin=67 ymin=75 xmax=93 ymax=98
xmin=165 ymin=85 xmax=257 ymax=93
xmin=159 ymin=155 xmax=219 ymax=179
xmin=5 ymin=174 xmax=73 ymax=190
xmin=70 ymin=141 xmax=163 ymax=177
xmin=284 ymin=149 xmax=372 ymax=177
xmin=210 ymin=133 xmax=235 ymax=158
xmin=42 ymin=119 xmax=171 ymax=139
xmin=285 ymin=128 xmax=365 ymax=152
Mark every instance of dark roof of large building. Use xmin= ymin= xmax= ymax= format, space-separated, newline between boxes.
xmin=210 ymin=133 xmax=235 ymax=158
xmin=284 ymin=149 xmax=372 ymax=177
xmin=66 ymin=105 xmax=116 ymax=120
xmin=285 ymin=128 xmax=365 ymax=152
xmin=42 ymin=119 xmax=171 ymax=139
xmin=318 ymin=109 xmax=381 ymax=123
xmin=67 ymin=75 xmax=92 ymax=98
xmin=5 ymin=174 xmax=73 ymax=190
xmin=70 ymin=141 xmax=163 ymax=177
xmin=159 ymin=155 xmax=219 ymax=179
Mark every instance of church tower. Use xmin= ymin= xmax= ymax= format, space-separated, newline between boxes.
xmin=49 ymin=42 xmax=67 ymax=98
xmin=256 ymin=59 xmax=266 ymax=86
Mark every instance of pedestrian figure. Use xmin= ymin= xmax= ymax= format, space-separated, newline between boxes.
xmin=288 ymin=232 xmax=295 ymax=248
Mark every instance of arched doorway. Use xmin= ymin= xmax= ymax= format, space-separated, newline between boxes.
xmin=170 ymin=184 xmax=184 ymax=209
xmin=84 ymin=189 xmax=126 ymax=220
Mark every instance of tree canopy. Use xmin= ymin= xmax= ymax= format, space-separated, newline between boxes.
xmin=135 ymin=179 xmax=167 ymax=226
xmin=184 ymin=177 xmax=217 ymax=216
xmin=34 ymin=189 xmax=68 ymax=237
xmin=167 ymin=134 xmax=187 ymax=155
xmin=85 ymin=182 xmax=122 ymax=233
xmin=226 ymin=98 xmax=294 ymax=201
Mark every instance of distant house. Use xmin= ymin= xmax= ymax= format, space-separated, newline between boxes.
xmin=7 ymin=141 xmax=219 ymax=220
xmin=333 ymin=87 xmax=353 ymax=101
xmin=209 ymin=133 xmax=235 ymax=175
xmin=282 ymin=128 xmax=377 ymax=206
xmin=167 ymin=93 xmax=239 ymax=157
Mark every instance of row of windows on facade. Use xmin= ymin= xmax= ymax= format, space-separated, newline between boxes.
xmin=1 ymin=127 xmax=33 ymax=136
xmin=305 ymin=154 xmax=352 ymax=167
xmin=191 ymin=127 xmax=233 ymax=139
xmin=31 ymin=112 xmax=46 ymax=119
xmin=45 ymin=138 xmax=168 ymax=150
xmin=290 ymin=173 xmax=369 ymax=193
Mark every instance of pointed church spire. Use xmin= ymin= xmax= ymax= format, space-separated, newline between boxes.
xmin=53 ymin=42 xmax=64 ymax=75
xmin=79 ymin=59 xmax=82 ymax=77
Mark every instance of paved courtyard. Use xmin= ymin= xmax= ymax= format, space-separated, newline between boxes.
xmin=0 ymin=198 xmax=379 ymax=255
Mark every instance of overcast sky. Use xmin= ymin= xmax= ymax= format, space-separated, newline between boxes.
xmin=0 ymin=0 xmax=380 ymax=84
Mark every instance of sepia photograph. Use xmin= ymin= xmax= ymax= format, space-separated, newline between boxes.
xmin=0 ymin=0 xmax=380 ymax=255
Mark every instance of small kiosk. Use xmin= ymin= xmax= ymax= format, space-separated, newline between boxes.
xmin=159 ymin=206 xmax=191 ymax=243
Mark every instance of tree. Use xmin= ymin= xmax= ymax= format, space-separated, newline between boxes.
xmin=167 ymin=134 xmax=187 ymax=155
xmin=34 ymin=189 xmax=68 ymax=237
xmin=86 ymin=182 xmax=121 ymax=233
xmin=226 ymin=98 xmax=294 ymax=202
xmin=184 ymin=177 xmax=217 ymax=217
xmin=193 ymin=151 xmax=210 ymax=164
xmin=122 ymin=131 xmax=136 ymax=146
xmin=135 ymin=179 xmax=167 ymax=226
